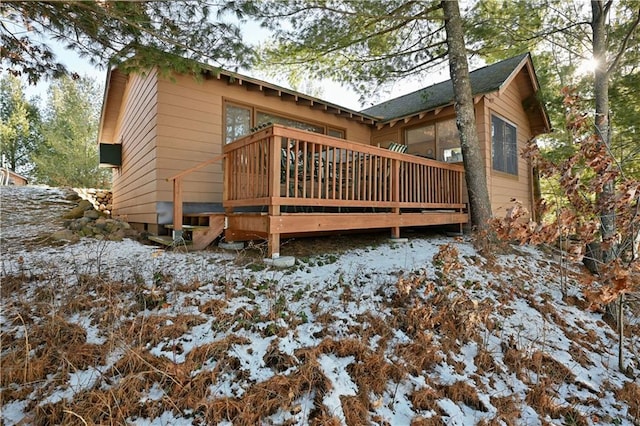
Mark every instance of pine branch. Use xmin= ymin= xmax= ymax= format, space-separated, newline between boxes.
xmin=607 ymin=7 xmax=640 ymax=76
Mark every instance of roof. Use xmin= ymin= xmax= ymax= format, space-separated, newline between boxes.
xmin=98 ymin=63 xmax=379 ymax=143
xmin=99 ymin=52 xmax=550 ymax=142
xmin=361 ymin=53 xmax=533 ymax=121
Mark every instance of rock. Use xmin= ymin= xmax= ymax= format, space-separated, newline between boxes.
xmin=264 ymin=256 xmax=296 ymax=268
xmin=84 ymin=209 xmax=100 ymax=219
xmin=60 ymin=191 xmax=137 ymax=243
xmin=219 ymin=241 xmax=245 ymax=250
xmin=79 ymin=199 xmax=93 ymax=209
xmin=62 ymin=204 xmax=85 ymax=219
xmin=51 ymin=229 xmax=78 ymax=242
xmin=65 ymin=192 xmax=81 ymax=201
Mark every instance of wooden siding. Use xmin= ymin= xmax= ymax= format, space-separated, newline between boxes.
xmin=154 ymin=73 xmax=374 ymax=206
xmin=483 ymin=71 xmax=534 ymax=218
xmin=370 ymin=91 xmax=535 ymax=218
xmin=110 ymin=70 xmax=159 ymax=224
xmin=370 ymin=105 xmax=468 ymax=204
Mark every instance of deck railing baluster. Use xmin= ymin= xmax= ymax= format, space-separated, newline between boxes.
xmin=221 ymin=124 xmax=465 ymax=211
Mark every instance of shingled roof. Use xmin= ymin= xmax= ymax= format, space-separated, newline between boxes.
xmin=361 ymin=53 xmax=532 ymax=122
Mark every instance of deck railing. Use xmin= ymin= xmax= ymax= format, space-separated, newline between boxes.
xmin=223 ymin=124 xmax=465 ymax=211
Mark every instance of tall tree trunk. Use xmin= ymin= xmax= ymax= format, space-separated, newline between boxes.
xmin=592 ymin=0 xmax=616 ymax=263
xmin=442 ymin=0 xmax=492 ymax=231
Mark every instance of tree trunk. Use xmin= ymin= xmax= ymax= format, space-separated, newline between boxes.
xmin=442 ymin=0 xmax=493 ymax=232
xmin=592 ymin=0 xmax=616 ymax=263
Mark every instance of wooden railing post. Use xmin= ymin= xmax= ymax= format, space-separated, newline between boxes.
xmin=172 ymin=177 xmax=183 ymax=240
xmin=268 ymin=134 xmax=282 ymax=258
xmin=391 ymin=158 xmax=401 ymax=239
xmin=165 ymin=153 xmax=227 ymax=243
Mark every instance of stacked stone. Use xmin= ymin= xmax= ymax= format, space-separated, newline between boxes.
xmin=55 ymin=198 xmax=137 ymax=242
xmin=74 ymin=188 xmax=113 ymax=215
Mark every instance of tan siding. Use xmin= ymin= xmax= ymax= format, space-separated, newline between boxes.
xmin=371 ymin=126 xmax=402 ymax=147
xmin=110 ymin=70 xmax=159 ymax=224
xmin=485 ymin=73 xmax=534 ymax=218
xmin=154 ymin=73 xmax=373 ymax=206
xmin=156 ymin=75 xmax=222 ymax=204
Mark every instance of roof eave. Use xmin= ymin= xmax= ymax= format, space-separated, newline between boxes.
xmin=97 ymin=67 xmax=113 ymax=144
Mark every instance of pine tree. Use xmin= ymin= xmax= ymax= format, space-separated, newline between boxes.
xmin=0 ymin=75 xmax=42 ymax=173
xmin=1 ymin=1 xmax=252 ymax=84
xmin=229 ymin=0 xmax=494 ymax=231
xmin=32 ymin=76 xmax=110 ymax=188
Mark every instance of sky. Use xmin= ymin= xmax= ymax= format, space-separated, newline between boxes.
xmin=21 ymin=17 xmax=445 ymax=112
xmin=26 ymin=44 xmax=434 ymax=113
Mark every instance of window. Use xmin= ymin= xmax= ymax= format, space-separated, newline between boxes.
xmin=224 ymin=102 xmax=346 ymax=143
xmin=327 ymin=128 xmax=345 ymax=139
xmin=257 ymin=112 xmax=324 ymax=134
xmin=404 ymin=118 xmax=460 ymax=161
xmin=443 ymin=147 xmax=463 ymax=163
xmin=492 ymin=115 xmax=518 ymax=175
xmin=405 ymin=124 xmax=435 ymax=158
xmin=225 ymin=104 xmax=251 ymax=144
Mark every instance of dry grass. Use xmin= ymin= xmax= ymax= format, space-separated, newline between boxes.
xmin=2 ymin=224 xmax=637 ymax=425
xmin=396 ymin=332 xmax=443 ymax=376
xmin=474 ymin=345 xmax=498 ymax=375
xmin=119 ymin=313 xmax=207 ymax=348
xmin=410 ymin=386 xmax=440 ymax=412
xmin=489 ymin=394 xmax=522 ymax=425
xmin=525 ymin=380 xmax=588 ymax=426
xmin=341 ymin=394 xmax=370 ymax=425
xmin=615 ymin=382 xmax=640 ymax=422
xmin=528 ymin=350 xmax=576 ymax=384
xmin=411 ymin=415 xmax=445 ymax=425
xmin=439 ymin=381 xmax=487 ymax=412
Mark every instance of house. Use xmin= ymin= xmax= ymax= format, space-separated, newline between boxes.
xmin=98 ymin=53 xmax=550 ymax=256
xmin=0 ymin=166 xmax=28 ymax=186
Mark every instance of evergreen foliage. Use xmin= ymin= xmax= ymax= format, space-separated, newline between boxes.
xmin=1 ymin=1 xmax=253 ymax=84
xmin=0 ymin=75 xmax=42 ymax=173
xmin=225 ymin=0 xmax=448 ymax=103
xmin=31 ymin=76 xmax=110 ymax=188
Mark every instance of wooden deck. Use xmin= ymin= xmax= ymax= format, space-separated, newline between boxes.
xmin=221 ymin=125 xmax=468 ymax=257
xmin=168 ymin=124 xmax=467 ymax=256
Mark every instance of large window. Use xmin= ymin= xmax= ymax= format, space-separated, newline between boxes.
xmin=492 ymin=115 xmax=518 ymax=175
xmin=405 ymin=124 xmax=435 ymax=158
xmin=257 ymin=112 xmax=324 ymax=134
xmin=404 ymin=118 xmax=460 ymax=162
xmin=224 ymin=102 xmax=345 ymax=143
xmin=225 ymin=104 xmax=251 ymax=144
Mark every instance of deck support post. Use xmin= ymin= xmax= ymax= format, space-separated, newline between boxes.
xmin=268 ymin=229 xmax=280 ymax=258
xmin=172 ymin=177 xmax=183 ymax=241
xmin=268 ymin=134 xmax=282 ymax=258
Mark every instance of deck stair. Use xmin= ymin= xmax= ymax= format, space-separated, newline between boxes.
xmin=163 ymin=213 xmax=225 ymax=250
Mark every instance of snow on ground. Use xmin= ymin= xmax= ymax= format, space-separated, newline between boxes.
xmin=1 ymin=185 xmax=639 ymax=425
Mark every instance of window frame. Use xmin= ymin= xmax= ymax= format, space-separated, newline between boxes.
xmin=402 ymin=117 xmax=459 ymax=161
xmin=491 ymin=114 xmax=519 ymax=176
xmin=224 ymin=101 xmax=252 ymax=144
xmin=223 ymin=100 xmax=347 ymax=143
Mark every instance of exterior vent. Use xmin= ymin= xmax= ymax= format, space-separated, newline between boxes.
xmin=99 ymin=143 xmax=122 ymax=167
